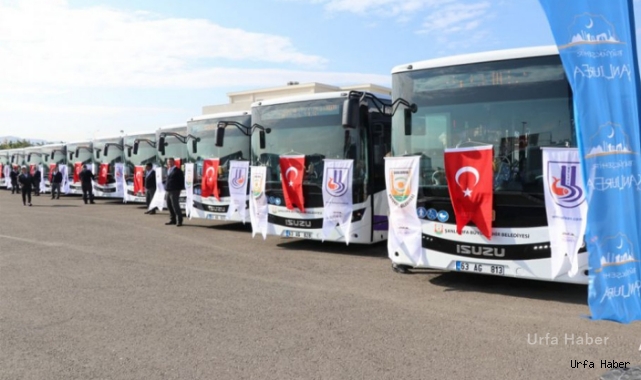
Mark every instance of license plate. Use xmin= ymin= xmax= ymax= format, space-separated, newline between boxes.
xmin=206 ymin=214 xmax=226 ymax=220
xmin=283 ymin=230 xmax=312 ymax=239
xmin=456 ymin=261 xmax=504 ymax=275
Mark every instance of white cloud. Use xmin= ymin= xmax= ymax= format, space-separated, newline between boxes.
xmin=0 ymin=0 xmax=348 ymax=91
xmin=307 ymin=0 xmax=450 ymax=17
xmin=0 ymin=101 xmax=181 ymax=116
xmin=417 ymin=2 xmax=491 ymax=35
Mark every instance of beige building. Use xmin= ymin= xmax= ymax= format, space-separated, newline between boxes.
xmin=202 ymin=82 xmax=391 ymax=115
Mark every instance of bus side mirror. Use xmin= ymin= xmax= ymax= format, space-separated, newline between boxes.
xmin=96 ymin=149 xmax=101 ymax=159
xmin=127 ymin=147 xmax=132 ymax=157
xmin=75 ymin=148 xmax=80 ymax=157
xmin=215 ymin=127 xmax=225 ymax=147
xmin=70 ymin=152 xmax=74 ymax=160
xmin=133 ymin=142 xmax=139 ymax=155
xmin=404 ymin=108 xmax=413 ymax=136
xmin=51 ymin=152 xmax=55 ymax=160
xmin=192 ymin=139 xmax=198 ymax=153
xmin=259 ymin=130 xmax=266 ymax=149
xmin=27 ymin=154 xmax=32 ymax=161
xmin=104 ymin=146 xmax=109 ymax=156
xmin=342 ymin=98 xmax=359 ymax=128
xmin=11 ymin=155 xmax=14 ymax=163
xmin=158 ymin=137 xmax=166 ymax=155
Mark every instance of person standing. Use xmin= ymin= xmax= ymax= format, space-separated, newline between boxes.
xmin=32 ymin=166 xmax=42 ymax=196
xmin=144 ymin=163 xmax=157 ymax=215
xmin=10 ymin=166 xmax=19 ymax=194
xmin=18 ymin=166 xmax=32 ymax=206
xmin=164 ymin=158 xmax=184 ymax=226
xmin=51 ymin=167 xmax=63 ymax=199
xmin=79 ymin=164 xmax=96 ymax=204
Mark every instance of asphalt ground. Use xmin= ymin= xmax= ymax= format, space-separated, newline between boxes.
xmin=0 ymin=190 xmax=639 ymax=380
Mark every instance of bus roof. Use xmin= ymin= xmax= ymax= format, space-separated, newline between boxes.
xmin=251 ymin=91 xmax=391 ymax=108
xmin=188 ymin=111 xmax=250 ymax=123
xmin=391 ymin=45 xmax=559 ymax=74
xmin=157 ymin=123 xmax=186 ymax=131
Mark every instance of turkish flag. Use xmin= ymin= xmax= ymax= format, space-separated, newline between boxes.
xmin=444 ymin=146 xmax=493 ymax=239
xmin=201 ymin=158 xmax=220 ymax=200
xmin=134 ymin=165 xmax=144 ymax=194
xmin=29 ymin=164 xmax=35 ymax=175
xmin=174 ymin=158 xmax=182 ymax=171
xmin=49 ymin=163 xmax=56 ymax=182
xmin=279 ymin=155 xmax=305 ymax=212
xmin=74 ymin=162 xmax=82 ymax=183
xmin=98 ymin=163 xmax=109 ymax=185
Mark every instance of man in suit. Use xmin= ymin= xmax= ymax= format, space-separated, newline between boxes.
xmin=18 ymin=166 xmax=33 ymax=206
xmin=32 ymin=166 xmax=42 ymax=196
xmin=10 ymin=166 xmax=19 ymax=194
xmin=79 ymin=164 xmax=96 ymax=204
xmin=164 ymin=158 xmax=184 ymax=226
xmin=51 ymin=167 xmax=63 ymax=199
xmin=144 ymin=163 xmax=157 ymax=215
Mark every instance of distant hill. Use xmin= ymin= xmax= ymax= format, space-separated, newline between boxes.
xmin=0 ymin=136 xmax=50 ymax=145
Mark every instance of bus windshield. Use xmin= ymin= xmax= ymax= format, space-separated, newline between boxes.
xmin=94 ymin=138 xmax=123 ymax=165
xmin=126 ymin=135 xmax=156 ymax=167
xmin=392 ymin=55 xmax=574 ymax=193
xmin=251 ymin=98 xmax=348 ymax=184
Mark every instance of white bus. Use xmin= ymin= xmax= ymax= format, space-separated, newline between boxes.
xmin=389 ymin=46 xmax=587 ymax=284
xmin=187 ymin=111 xmax=251 ymax=221
xmin=250 ymin=91 xmax=392 ymax=244
xmin=40 ymin=143 xmax=67 ymax=193
xmin=66 ymin=140 xmax=95 ymax=195
xmin=156 ymin=124 xmax=189 ymax=209
xmin=127 ymin=131 xmax=158 ymax=203
xmin=0 ymin=150 xmax=10 ymax=188
xmin=24 ymin=146 xmax=46 ymax=192
xmin=92 ymin=136 xmax=125 ymax=198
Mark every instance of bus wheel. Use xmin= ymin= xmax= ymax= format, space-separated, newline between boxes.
xmin=392 ymin=263 xmax=411 ymax=274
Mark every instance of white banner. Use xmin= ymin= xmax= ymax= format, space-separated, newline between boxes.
xmin=542 ymin=148 xmax=587 ymax=279
xmin=227 ymin=161 xmax=249 ymax=223
xmin=321 ymin=159 xmax=353 ymax=244
xmin=149 ymin=166 xmax=165 ymax=211
xmin=184 ymin=163 xmax=194 ymax=219
xmin=59 ymin=164 xmax=70 ymax=194
xmin=249 ymin=166 xmax=268 ymax=239
xmin=38 ymin=165 xmax=46 ymax=193
xmin=4 ymin=164 xmax=11 ymax=189
xmin=114 ymin=163 xmax=125 ymax=202
xmin=385 ymin=156 xmax=422 ymax=266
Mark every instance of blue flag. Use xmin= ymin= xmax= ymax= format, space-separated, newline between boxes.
xmin=538 ymin=0 xmax=641 ymax=323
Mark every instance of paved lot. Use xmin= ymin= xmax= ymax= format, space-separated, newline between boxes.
xmin=0 ymin=190 xmax=639 ymax=380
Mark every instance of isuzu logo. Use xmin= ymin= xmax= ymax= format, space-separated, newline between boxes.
xmin=285 ymin=219 xmax=312 ymax=228
xmin=456 ymin=244 xmax=506 ymax=258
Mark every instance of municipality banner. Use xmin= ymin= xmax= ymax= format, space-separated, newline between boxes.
xmin=114 ymin=163 xmax=125 ymax=202
xmin=385 ymin=156 xmax=422 ymax=265
xmin=542 ymin=148 xmax=588 ymax=279
xmin=539 ymin=0 xmax=641 ymax=323
xmin=3 ymin=164 xmax=10 ymax=189
xmin=321 ymin=159 xmax=353 ymax=244
xmin=59 ymin=164 xmax=70 ymax=194
xmin=185 ymin=163 xmax=194 ymax=219
xmin=249 ymin=166 xmax=268 ymax=239
xmin=149 ymin=167 xmax=165 ymax=211
xmin=227 ymin=161 xmax=249 ymax=223
xmin=38 ymin=165 xmax=46 ymax=194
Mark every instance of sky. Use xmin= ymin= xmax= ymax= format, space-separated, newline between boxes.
xmin=0 ymin=0 xmax=640 ymax=142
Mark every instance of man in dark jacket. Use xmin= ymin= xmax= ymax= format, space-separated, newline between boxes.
xmin=10 ymin=166 xmax=19 ymax=194
xmin=164 ymin=158 xmax=184 ymax=226
xmin=79 ymin=164 xmax=95 ymax=204
xmin=32 ymin=166 xmax=42 ymax=196
xmin=51 ymin=167 xmax=63 ymax=199
xmin=144 ymin=163 xmax=157 ymax=215
xmin=18 ymin=166 xmax=32 ymax=206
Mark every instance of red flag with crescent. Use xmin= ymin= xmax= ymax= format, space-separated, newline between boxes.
xmin=74 ymin=162 xmax=82 ymax=183
xmin=444 ymin=145 xmax=493 ymax=239
xmin=174 ymin=158 xmax=182 ymax=171
xmin=49 ymin=163 xmax=56 ymax=182
xmin=29 ymin=164 xmax=35 ymax=175
xmin=134 ymin=165 xmax=144 ymax=194
xmin=279 ymin=155 xmax=305 ymax=212
xmin=201 ymin=158 xmax=220 ymax=200
xmin=98 ymin=163 xmax=109 ymax=185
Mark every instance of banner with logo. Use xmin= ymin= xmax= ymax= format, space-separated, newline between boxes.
xmin=59 ymin=164 xmax=70 ymax=194
xmin=114 ymin=163 xmax=124 ymax=200
xmin=227 ymin=160 xmax=249 ymax=223
xmin=98 ymin=163 xmax=108 ymax=185
xmin=184 ymin=163 xmax=194 ymax=219
xmin=321 ymin=159 xmax=353 ymax=244
xmin=539 ymin=0 xmax=641 ymax=323
xmin=2 ymin=164 xmax=8 ymax=189
xmin=38 ymin=165 xmax=45 ymax=193
xmin=249 ymin=166 xmax=268 ymax=239
xmin=444 ymin=145 xmax=494 ymax=239
xmin=279 ymin=155 xmax=305 ymax=212
xmin=149 ymin=167 xmax=165 ymax=211
xmin=201 ymin=158 xmax=220 ymax=200
xmin=385 ymin=156 xmax=422 ymax=265
xmin=542 ymin=148 xmax=588 ymax=279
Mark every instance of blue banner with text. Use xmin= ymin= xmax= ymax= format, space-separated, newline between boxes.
xmin=538 ymin=0 xmax=641 ymax=323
